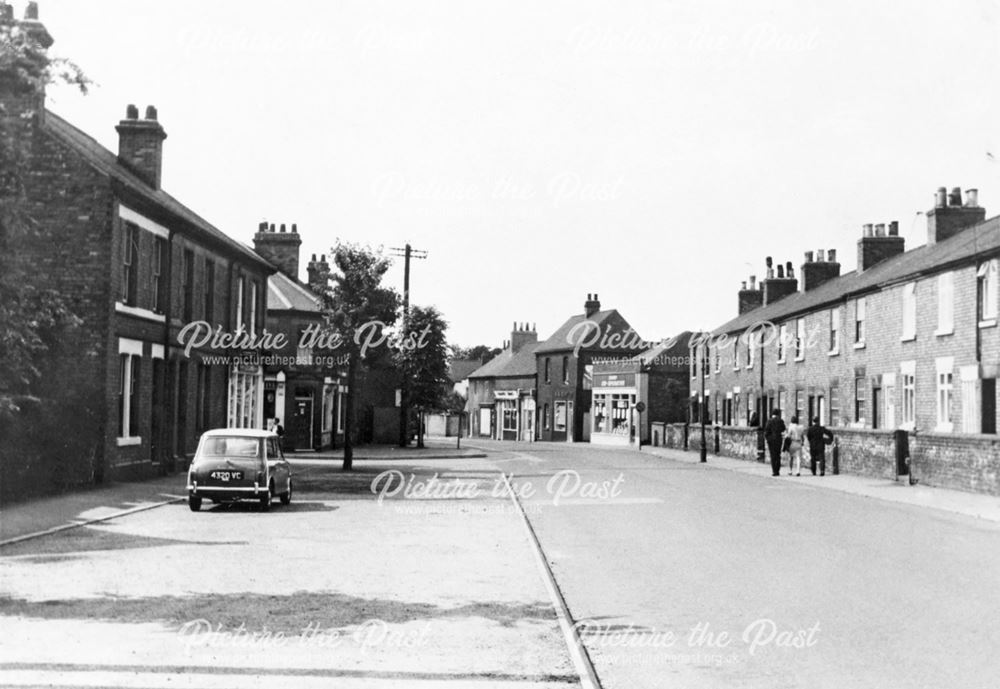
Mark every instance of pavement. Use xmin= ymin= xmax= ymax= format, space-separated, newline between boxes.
xmin=0 ymin=444 xmax=582 ymax=689
xmin=0 ymin=440 xmax=485 ymax=545
xmin=631 ymin=442 xmax=1000 ymax=523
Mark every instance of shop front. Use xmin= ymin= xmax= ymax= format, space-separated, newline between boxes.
xmin=591 ymin=371 xmax=638 ymax=446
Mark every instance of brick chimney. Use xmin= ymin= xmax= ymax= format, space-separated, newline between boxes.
xmin=801 ymin=248 xmax=841 ymax=291
xmin=306 ymin=253 xmax=330 ymax=291
xmin=0 ymin=2 xmax=54 ymax=125
xmin=761 ymin=257 xmax=798 ymax=305
xmin=738 ymin=275 xmax=764 ymax=314
xmin=857 ymin=220 xmax=904 ymax=272
xmin=509 ymin=322 xmax=538 ymax=352
xmin=584 ymin=293 xmax=601 ymax=318
xmin=253 ymin=222 xmax=302 ymax=279
xmin=116 ymin=105 xmax=167 ymax=188
xmin=926 ymin=186 xmax=986 ymax=244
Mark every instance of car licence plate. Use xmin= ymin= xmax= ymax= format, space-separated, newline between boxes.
xmin=210 ymin=471 xmax=243 ymax=482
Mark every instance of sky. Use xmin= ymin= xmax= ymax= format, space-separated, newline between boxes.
xmin=27 ymin=0 xmax=1000 ymax=349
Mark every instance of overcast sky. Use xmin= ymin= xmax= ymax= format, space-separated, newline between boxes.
xmin=32 ymin=0 xmax=1000 ymax=349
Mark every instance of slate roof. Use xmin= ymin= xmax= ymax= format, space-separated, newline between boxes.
xmin=43 ymin=109 xmax=273 ymax=272
xmin=468 ymin=342 xmax=542 ymax=380
xmin=711 ymin=217 xmax=1000 ymax=336
xmin=534 ymin=309 xmax=638 ymax=354
xmin=448 ymin=358 xmax=483 ymax=383
xmin=267 ymin=271 xmax=322 ymax=312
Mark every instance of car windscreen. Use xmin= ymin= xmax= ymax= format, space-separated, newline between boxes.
xmin=198 ymin=437 xmax=262 ymax=460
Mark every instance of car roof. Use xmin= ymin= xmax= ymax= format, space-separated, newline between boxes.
xmin=200 ymin=428 xmax=276 ymax=439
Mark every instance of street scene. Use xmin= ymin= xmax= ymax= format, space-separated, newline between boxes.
xmin=3 ymin=441 xmax=1000 ymax=688
xmin=3 ymin=1 xmax=1000 ymax=687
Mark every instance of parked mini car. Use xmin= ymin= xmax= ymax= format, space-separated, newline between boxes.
xmin=186 ymin=429 xmax=292 ymax=512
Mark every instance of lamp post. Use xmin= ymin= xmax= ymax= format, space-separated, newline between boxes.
xmin=700 ymin=335 xmax=707 ymax=462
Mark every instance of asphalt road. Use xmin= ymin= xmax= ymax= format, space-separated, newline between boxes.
xmin=487 ymin=441 xmax=1000 ymax=689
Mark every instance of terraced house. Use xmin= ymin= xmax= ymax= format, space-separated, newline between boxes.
xmin=5 ymin=7 xmax=274 ymax=481
xmin=688 ymin=187 xmax=1000 ymax=495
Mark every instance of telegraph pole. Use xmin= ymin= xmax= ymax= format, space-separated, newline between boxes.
xmin=390 ymin=243 xmax=428 ymax=447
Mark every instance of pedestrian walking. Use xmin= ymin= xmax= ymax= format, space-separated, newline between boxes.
xmin=805 ymin=416 xmax=834 ymax=476
xmin=763 ymin=409 xmax=786 ymax=477
xmin=786 ymin=415 xmax=806 ymax=476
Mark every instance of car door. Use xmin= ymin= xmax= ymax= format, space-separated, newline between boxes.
xmin=266 ymin=437 xmax=290 ymax=494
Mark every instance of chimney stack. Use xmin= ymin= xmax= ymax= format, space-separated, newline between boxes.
xmin=801 ymin=247 xmax=841 ymax=291
xmin=858 ymin=220 xmax=904 ymax=271
xmin=253 ymin=220 xmax=302 ymax=279
xmin=116 ymin=104 xmax=167 ymax=188
xmin=738 ymin=275 xmax=764 ymax=314
xmin=307 ymin=253 xmax=330 ymax=292
xmin=510 ymin=320 xmax=538 ymax=352
xmin=762 ymin=258 xmax=797 ymax=305
xmin=584 ymin=293 xmax=601 ymax=318
xmin=926 ymin=186 xmax=986 ymax=244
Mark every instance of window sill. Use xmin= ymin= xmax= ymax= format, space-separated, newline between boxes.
xmin=827 ymin=349 xmax=840 ymax=357
xmin=934 ymin=422 xmax=954 ymax=433
xmin=117 ymin=436 xmax=141 ymax=447
xmin=979 ymin=319 xmax=997 ymax=329
xmin=794 ymin=356 xmax=805 ymax=363
xmin=853 ymin=342 xmax=866 ymax=350
xmin=934 ymin=329 xmax=954 ymax=338
xmin=900 ymin=335 xmax=916 ymax=343
xmin=777 ymin=359 xmax=786 ymax=366
xmin=115 ymin=302 xmax=166 ymax=323
xmin=745 ymin=364 xmax=754 ymax=370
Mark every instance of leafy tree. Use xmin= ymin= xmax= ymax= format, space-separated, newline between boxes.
xmin=0 ymin=11 xmax=89 ymax=416
xmin=398 ymin=305 xmax=450 ymax=447
xmin=316 ymin=241 xmax=399 ymax=470
xmin=450 ymin=343 xmax=501 ymax=364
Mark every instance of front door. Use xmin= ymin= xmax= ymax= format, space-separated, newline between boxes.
xmin=291 ymin=391 xmax=314 ymax=451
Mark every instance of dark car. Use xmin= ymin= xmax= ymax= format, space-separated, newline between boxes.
xmin=186 ymin=429 xmax=292 ymax=512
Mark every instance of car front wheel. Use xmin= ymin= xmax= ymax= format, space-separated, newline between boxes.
xmin=188 ymin=495 xmax=202 ymax=512
xmin=280 ymin=478 xmax=292 ymax=505
xmin=260 ymin=482 xmax=272 ymax=512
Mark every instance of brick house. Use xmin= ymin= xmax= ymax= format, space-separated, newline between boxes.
xmin=466 ymin=323 xmax=540 ymax=441
xmin=3 ymin=8 xmax=275 ymax=480
xmin=590 ymin=333 xmax=692 ymax=446
xmin=252 ymin=228 xmax=347 ymax=452
xmin=687 ymin=187 xmax=1000 ymax=494
xmin=535 ymin=295 xmax=643 ymax=442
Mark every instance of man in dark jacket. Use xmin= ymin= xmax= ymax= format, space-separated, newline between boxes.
xmin=805 ymin=416 xmax=834 ymax=476
xmin=763 ymin=409 xmax=786 ymax=477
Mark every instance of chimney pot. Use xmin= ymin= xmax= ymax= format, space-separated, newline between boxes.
xmin=785 ymin=261 xmax=794 ymax=279
xmin=741 ymin=280 xmax=747 ymax=290
xmin=935 ymin=187 xmax=948 ymax=208
xmin=125 ymin=104 xmax=138 ymax=119
xmin=863 ymin=223 xmax=874 ymax=237
xmin=888 ymin=221 xmax=899 ymax=236
xmin=311 ymin=254 xmax=317 ymax=262
xmin=144 ymin=105 xmax=157 ymax=121
xmin=765 ymin=256 xmax=773 ymax=267
xmin=25 ymin=2 xmax=39 ymax=20
xmin=804 ymin=251 xmax=814 ymax=263
xmin=749 ymin=275 xmax=756 ymax=289
xmin=817 ymin=249 xmax=825 ymax=262
xmin=949 ymin=187 xmax=962 ymax=206
xmin=874 ymin=223 xmax=885 ymax=237
xmin=776 ymin=265 xmax=784 ymax=278
xmin=321 ymin=254 xmax=326 ymax=262
xmin=828 ymin=249 xmax=837 ymax=263
xmin=291 ymin=223 xmax=298 ymax=233
xmin=965 ymin=188 xmax=979 ymax=207
xmin=269 ymin=223 xmax=275 ymax=232
xmin=258 ymin=221 xmax=267 ymax=232
xmin=279 ymin=224 xmax=286 ymax=233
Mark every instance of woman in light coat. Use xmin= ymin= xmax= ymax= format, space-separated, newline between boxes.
xmin=785 ymin=415 xmax=806 ymax=476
